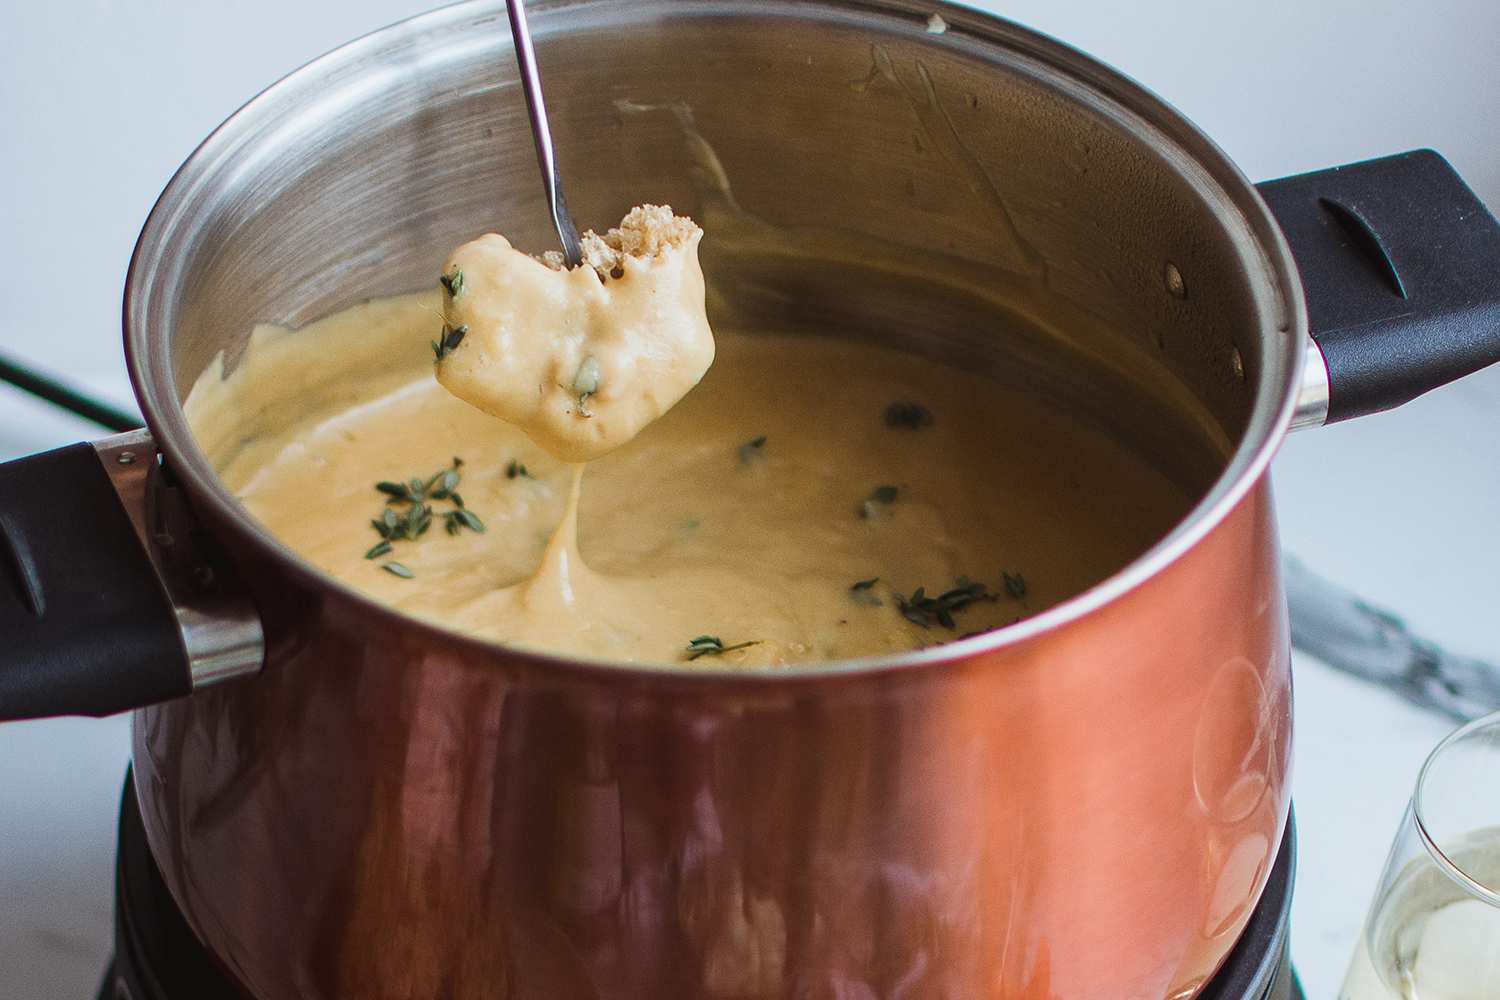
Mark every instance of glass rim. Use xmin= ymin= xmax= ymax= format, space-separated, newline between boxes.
xmin=1413 ymin=707 xmax=1500 ymax=908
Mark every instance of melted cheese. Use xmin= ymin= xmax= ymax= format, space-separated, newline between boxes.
xmin=187 ymin=291 xmax=1192 ymax=667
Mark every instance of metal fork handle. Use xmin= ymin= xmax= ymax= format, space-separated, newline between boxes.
xmin=506 ymin=0 xmax=584 ymax=268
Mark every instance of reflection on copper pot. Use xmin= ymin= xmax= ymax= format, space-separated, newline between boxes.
xmin=133 ymin=480 xmax=1290 ymax=999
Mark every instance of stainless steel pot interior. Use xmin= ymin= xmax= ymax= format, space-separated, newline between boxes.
xmin=123 ymin=0 xmax=1305 ymax=665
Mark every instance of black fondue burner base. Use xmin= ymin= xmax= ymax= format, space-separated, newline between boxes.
xmin=99 ymin=771 xmax=1304 ymax=1000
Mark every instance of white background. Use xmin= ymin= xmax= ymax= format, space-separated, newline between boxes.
xmin=1 ymin=1 xmax=1497 ymax=997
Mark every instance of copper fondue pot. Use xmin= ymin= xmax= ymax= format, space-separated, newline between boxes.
xmin=4 ymin=1 xmax=1500 ymax=997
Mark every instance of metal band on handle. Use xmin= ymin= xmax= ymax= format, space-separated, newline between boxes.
xmin=1289 ymin=336 xmax=1330 ymax=431
xmin=93 ymin=431 xmax=263 ymax=691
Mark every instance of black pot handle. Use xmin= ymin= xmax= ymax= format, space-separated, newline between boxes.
xmin=1257 ymin=149 xmax=1500 ymax=423
xmin=0 ymin=431 xmax=261 ymax=721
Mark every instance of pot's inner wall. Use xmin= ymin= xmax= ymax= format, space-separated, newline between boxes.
xmin=163 ymin=1 xmax=1271 ymax=499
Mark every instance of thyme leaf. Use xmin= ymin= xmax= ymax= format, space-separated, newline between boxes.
xmin=365 ymin=540 xmax=393 ymax=559
xmin=442 ymin=509 xmax=486 ymax=535
xmin=900 ymin=603 xmax=930 ymax=628
xmin=507 ymin=459 xmax=531 ymax=479
xmin=850 ymin=577 xmax=882 ymax=607
xmin=1003 ymin=571 xmax=1027 ymax=600
xmin=572 ymin=355 xmax=600 ymax=416
xmin=896 ymin=578 xmax=998 ymax=630
xmin=403 ymin=502 xmax=433 ymax=540
xmin=685 ymin=635 xmax=761 ymax=661
xmin=884 ymin=401 xmax=933 ymax=430
xmin=860 ymin=485 xmax=899 ymax=519
xmin=376 ymin=480 xmax=415 ymax=502
xmin=426 ymin=469 xmax=460 ymax=500
xmin=432 ymin=324 xmax=468 ymax=362
xmin=738 ymin=435 xmax=767 ymax=464
xmin=381 ymin=561 xmax=415 ymax=579
xmin=439 ymin=268 xmax=465 ymax=298
xmin=572 ymin=355 xmax=601 ymax=396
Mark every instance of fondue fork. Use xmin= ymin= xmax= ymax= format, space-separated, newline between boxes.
xmin=505 ymin=0 xmax=585 ymax=268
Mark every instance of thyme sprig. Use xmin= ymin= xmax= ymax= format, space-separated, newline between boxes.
xmin=884 ymin=401 xmax=933 ymax=429
xmin=366 ymin=458 xmax=484 ymax=575
xmin=896 ymin=576 xmax=997 ymax=630
xmin=685 ymin=635 xmax=761 ymax=661
xmin=432 ymin=324 xmax=467 ymax=362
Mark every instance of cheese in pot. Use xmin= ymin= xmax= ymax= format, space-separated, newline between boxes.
xmin=186 ymin=288 xmax=1193 ymax=667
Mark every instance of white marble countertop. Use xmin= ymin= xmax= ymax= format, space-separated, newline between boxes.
xmin=2 ymin=1 xmax=1497 ymax=997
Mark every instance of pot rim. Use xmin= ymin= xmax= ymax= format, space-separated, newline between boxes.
xmin=123 ymin=0 xmax=1307 ymax=681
